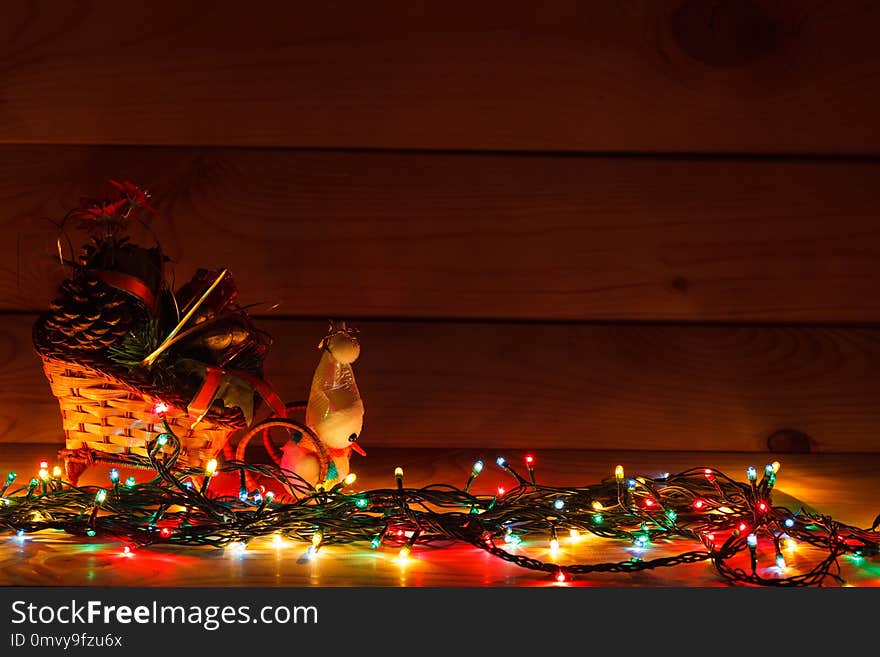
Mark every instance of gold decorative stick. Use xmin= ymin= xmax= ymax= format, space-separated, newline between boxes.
xmin=141 ymin=269 xmax=228 ymax=369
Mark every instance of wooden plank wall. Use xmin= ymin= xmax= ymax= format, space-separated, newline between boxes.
xmin=1 ymin=1 xmax=879 ymax=452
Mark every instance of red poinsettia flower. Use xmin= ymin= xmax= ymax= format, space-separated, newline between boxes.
xmin=69 ymin=197 xmax=129 ymax=230
xmin=108 ymin=179 xmax=156 ymax=212
xmin=66 ymin=181 xmax=155 ymax=234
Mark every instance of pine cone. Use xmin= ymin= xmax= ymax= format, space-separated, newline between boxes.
xmin=35 ymin=272 xmax=146 ymax=359
xmin=33 ymin=238 xmax=162 ymax=365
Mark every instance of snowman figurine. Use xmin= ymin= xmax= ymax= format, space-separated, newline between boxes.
xmin=281 ymin=322 xmax=365 ymax=487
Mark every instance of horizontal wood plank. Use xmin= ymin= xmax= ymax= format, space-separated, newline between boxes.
xmin=2 ymin=1 xmax=880 ymax=153
xmin=1 ymin=444 xmax=878 ymax=586
xmin=5 ymin=145 xmax=880 ymax=322
xmin=3 ymin=315 xmax=880 ymax=452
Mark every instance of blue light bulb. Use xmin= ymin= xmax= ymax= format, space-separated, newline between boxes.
xmin=553 ymin=499 xmax=565 ymax=510
xmin=496 ymin=457 xmax=506 ymax=467
xmin=109 ymin=468 xmax=119 ymax=483
xmin=784 ymin=518 xmax=795 ymax=528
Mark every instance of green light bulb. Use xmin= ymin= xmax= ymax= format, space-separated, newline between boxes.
xmin=95 ymin=489 xmax=107 ymax=504
xmin=370 ymin=537 xmax=381 ymax=549
xmin=355 ymin=497 xmax=369 ymax=509
xmin=156 ymin=434 xmax=169 ymax=447
xmin=593 ymin=514 xmax=604 ymax=524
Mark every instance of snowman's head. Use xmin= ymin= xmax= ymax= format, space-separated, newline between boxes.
xmin=323 ymin=329 xmax=360 ymax=365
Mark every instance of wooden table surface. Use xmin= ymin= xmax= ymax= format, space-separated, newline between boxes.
xmin=1 ymin=444 xmax=878 ymax=587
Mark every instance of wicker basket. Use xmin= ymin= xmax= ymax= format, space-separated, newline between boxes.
xmin=40 ymin=356 xmax=234 ymax=484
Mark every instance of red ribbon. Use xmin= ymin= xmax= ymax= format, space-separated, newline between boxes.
xmin=93 ymin=270 xmax=158 ymax=315
xmin=187 ymin=367 xmax=225 ymax=420
xmin=187 ymin=367 xmax=288 ymax=423
xmin=233 ymin=371 xmax=287 ymax=419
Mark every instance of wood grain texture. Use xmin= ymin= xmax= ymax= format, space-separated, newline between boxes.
xmin=2 ymin=1 xmax=880 ymax=153
xmin=0 ymin=444 xmax=877 ymax=586
xmin=5 ymin=145 xmax=880 ymax=322
xmin=4 ymin=315 xmax=880 ymax=452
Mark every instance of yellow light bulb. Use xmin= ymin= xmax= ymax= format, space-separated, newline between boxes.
xmin=614 ymin=465 xmax=624 ymax=481
xmin=591 ymin=501 xmax=603 ymax=511
xmin=771 ymin=461 xmax=781 ymax=473
xmin=394 ymin=467 xmax=404 ymax=478
xmin=312 ymin=531 xmax=323 ymax=547
xmin=398 ymin=546 xmax=410 ymax=562
xmin=784 ymin=538 xmax=797 ymax=551
xmin=343 ymin=472 xmax=357 ymax=486
xmin=549 ymin=537 xmax=560 ymax=553
xmin=205 ymin=459 xmax=218 ymax=476
xmin=569 ymin=529 xmax=580 ymax=539
xmin=38 ymin=468 xmax=49 ymax=481
xmin=272 ymin=534 xmax=284 ymax=549
xmin=52 ymin=466 xmax=62 ymax=478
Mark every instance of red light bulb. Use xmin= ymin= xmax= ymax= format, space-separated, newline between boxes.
xmin=525 ymin=455 xmax=535 ymax=465
xmin=644 ymin=498 xmax=655 ymax=507
xmin=39 ymin=460 xmax=49 ymax=470
xmin=153 ymin=402 xmax=169 ymax=415
xmin=160 ymin=527 xmax=172 ymax=538
xmin=694 ymin=499 xmax=704 ymax=509
xmin=497 ymin=487 xmax=505 ymax=496
xmin=556 ymin=571 xmax=566 ymax=583
xmin=738 ymin=522 xmax=747 ymax=532
xmin=758 ymin=502 xmax=767 ymax=512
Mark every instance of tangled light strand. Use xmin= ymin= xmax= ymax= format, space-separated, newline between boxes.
xmin=1 ymin=428 xmax=877 ymax=586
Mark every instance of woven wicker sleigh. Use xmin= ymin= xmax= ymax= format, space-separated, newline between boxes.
xmin=30 ymin=183 xmax=283 ymax=485
xmin=32 ymin=261 xmax=259 ymax=485
xmin=39 ymin=356 xmax=234 ymax=483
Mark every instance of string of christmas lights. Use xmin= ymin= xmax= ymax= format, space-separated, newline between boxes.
xmin=1 ymin=425 xmax=878 ymax=586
